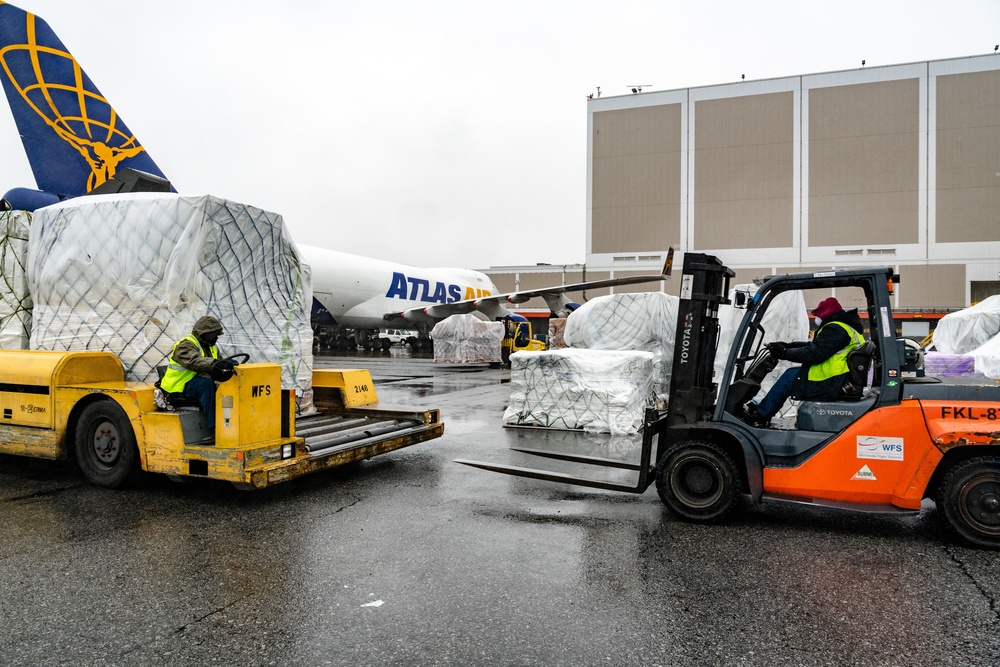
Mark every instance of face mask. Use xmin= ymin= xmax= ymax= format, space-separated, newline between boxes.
xmin=814 ymin=316 xmax=823 ymax=327
xmin=202 ymin=332 xmax=220 ymax=345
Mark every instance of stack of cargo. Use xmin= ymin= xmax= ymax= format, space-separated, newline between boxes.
xmin=564 ymin=292 xmax=677 ymax=402
xmin=546 ymin=318 xmax=567 ymax=349
xmin=431 ymin=312 xmax=503 ymax=363
xmin=0 ymin=210 xmax=31 ymax=349
xmin=28 ymin=193 xmax=316 ymax=412
xmin=502 ymin=292 xmax=668 ymax=434
xmin=925 ymin=295 xmax=1000 ymax=379
xmin=503 ymin=348 xmax=654 ymax=434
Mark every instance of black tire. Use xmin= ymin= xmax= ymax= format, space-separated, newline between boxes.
xmin=655 ymin=440 xmax=741 ymax=523
xmin=75 ymin=400 xmax=140 ymax=488
xmin=936 ymin=456 xmax=1000 ymax=549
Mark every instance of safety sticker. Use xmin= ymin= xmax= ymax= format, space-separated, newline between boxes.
xmin=857 ymin=435 xmax=904 ymax=461
xmin=880 ymin=307 xmax=892 ymax=339
xmin=680 ymin=274 xmax=693 ymax=300
xmin=852 ymin=465 xmax=877 ymax=481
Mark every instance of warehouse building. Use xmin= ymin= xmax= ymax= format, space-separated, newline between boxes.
xmin=485 ymin=53 xmax=1000 ymax=328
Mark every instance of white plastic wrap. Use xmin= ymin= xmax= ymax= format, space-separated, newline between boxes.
xmin=563 ymin=292 xmax=677 ymax=400
xmin=715 ymin=286 xmax=810 ymax=398
xmin=0 ymin=210 xmax=32 ymax=349
xmin=932 ymin=295 xmax=1000 ymax=355
xmin=28 ymin=193 xmax=315 ymax=412
xmin=503 ymin=348 xmax=655 ymax=434
xmin=924 ymin=352 xmax=982 ymax=378
xmin=971 ymin=334 xmax=1000 ymax=379
xmin=431 ymin=312 xmax=503 ymax=363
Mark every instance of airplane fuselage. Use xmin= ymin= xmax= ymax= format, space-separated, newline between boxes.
xmin=299 ymin=245 xmax=498 ymax=330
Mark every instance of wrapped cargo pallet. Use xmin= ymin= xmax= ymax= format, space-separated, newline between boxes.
xmin=932 ymin=295 xmax=1000 ymax=355
xmin=431 ymin=312 xmax=503 ymax=363
xmin=972 ymin=334 xmax=1000 ymax=379
xmin=924 ymin=352 xmax=981 ymax=378
xmin=0 ymin=210 xmax=32 ymax=349
xmin=28 ymin=193 xmax=316 ymax=412
xmin=503 ymin=348 xmax=655 ymax=435
xmin=563 ymin=292 xmax=676 ymax=401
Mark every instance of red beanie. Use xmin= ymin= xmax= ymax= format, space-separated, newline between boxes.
xmin=812 ymin=297 xmax=842 ymax=320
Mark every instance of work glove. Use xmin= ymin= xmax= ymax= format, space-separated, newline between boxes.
xmin=765 ymin=342 xmax=788 ymax=360
xmin=211 ymin=359 xmax=236 ymax=382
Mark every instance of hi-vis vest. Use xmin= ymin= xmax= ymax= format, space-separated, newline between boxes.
xmin=160 ymin=334 xmax=218 ymax=393
xmin=807 ymin=320 xmax=865 ymax=382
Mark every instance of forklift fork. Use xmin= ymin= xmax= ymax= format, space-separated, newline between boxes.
xmin=455 ymin=409 xmax=667 ymax=493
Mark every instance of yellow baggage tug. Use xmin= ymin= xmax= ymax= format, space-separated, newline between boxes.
xmin=0 ymin=350 xmax=443 ymax=489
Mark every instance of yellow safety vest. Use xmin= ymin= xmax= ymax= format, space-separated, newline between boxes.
xmin=160 ymin=334 xmax=219 ymax=393
xmin=807 ymin=321 xmax=865 ymax=382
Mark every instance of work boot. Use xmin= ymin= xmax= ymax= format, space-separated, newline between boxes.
xmin=735 ymin=402 xmax=770 ymax=429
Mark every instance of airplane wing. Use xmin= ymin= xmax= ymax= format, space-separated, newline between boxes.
xmin=388 ymin=249 xmax=674 ymax=324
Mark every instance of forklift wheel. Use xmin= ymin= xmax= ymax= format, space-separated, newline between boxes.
xmin=936 ymin=456 xmax=1000 ymax=549
xmin=75 ymin=400 xmax=140 ymax=488
xmin=656 ymin=440 xmax=741 ymax=523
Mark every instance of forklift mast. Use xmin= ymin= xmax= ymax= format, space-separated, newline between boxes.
xmin=667 ymin=253 xmax=734 ymax=427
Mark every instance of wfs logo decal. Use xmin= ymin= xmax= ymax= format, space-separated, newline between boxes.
xmin=856 ymin=435 xmax=904 ymax=461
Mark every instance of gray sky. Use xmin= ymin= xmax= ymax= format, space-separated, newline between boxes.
xmin=1 ymin=1 xmax=997 ymax=269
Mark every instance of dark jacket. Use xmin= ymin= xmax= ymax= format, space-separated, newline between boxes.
xmin=784 ymin=308 xmax=865 ymax=401
xmin=173 ymin=316 xmax=224 ymax=377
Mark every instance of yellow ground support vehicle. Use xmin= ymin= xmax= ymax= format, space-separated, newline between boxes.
xmin=501 ymin=316 xmax=546 ymax=365
xmin=0 ymin=350 xmax=443 ymax=489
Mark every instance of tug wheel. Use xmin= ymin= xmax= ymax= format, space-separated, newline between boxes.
xmin=655 ymin=440 xmax=741 ymax=523
xmin=937 ymin=456 xmax=1000 ymax=549
xmin=75 ymin=400 xmax=140 ymax=488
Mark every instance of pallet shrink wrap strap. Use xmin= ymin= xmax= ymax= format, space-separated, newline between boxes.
xmin=28 ymin=193 xmax=316 ymax=412
xmin=0 ymin=210 xmax=32 ymax=349
xmin=503 ymin=348 xmax=654 ymax=435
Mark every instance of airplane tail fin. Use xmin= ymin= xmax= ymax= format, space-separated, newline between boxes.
xmin=0 ymin=2 xmax=170 ymax=201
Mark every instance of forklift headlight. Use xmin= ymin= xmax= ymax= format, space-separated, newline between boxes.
xmin=281 ymin=443 xmax=294 ymax=460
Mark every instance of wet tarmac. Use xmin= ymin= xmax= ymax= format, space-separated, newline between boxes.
xmin=1 ymin=348 xmax=998 ymax=666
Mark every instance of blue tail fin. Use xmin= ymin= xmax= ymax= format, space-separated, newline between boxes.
xmin=0 ymin=2 xmax=170 ymax=202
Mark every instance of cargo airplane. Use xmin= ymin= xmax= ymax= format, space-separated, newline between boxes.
xmin=0 ymin=2 xmax=669 ymax=351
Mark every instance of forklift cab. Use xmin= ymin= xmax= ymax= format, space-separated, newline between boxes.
xmin=717 ymin=268 xmax=905 ymax=464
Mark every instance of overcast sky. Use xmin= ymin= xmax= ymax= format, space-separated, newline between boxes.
xmin=1 ymin=1 xmax=997 ymax=270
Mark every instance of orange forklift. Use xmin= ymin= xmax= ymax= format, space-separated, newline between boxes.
xmin=458 ymin=253 xmax=1000 ymax=548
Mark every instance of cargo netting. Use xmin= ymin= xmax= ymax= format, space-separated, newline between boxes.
xmin=0 ymin=210 xmax=32 ymax=349
xmin=28 ymin=193 xmax=316 ymax=412
xmin=503 ymin=348 xmax=655 ymax=434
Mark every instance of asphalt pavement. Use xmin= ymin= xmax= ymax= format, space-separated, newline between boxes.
xmin=1 ymin=347 xmax=997 ymax=666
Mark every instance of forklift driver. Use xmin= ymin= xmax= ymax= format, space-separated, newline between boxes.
xmin=736 ymin=297 xmax=865 ymax=428
xmin=159 ymin=316 xmax=236 ymax=427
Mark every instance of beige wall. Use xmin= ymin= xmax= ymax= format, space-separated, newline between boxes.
xmin=936 ymin=69 xmax=1000 ymax=243
xmin=808 ymin=79 xmax=920 ymax=246
xmin=592 ymin=105 xmax=682 ymax=253
xmin=694 ymin=92 xmax=794 ymax=250
xmin=898 ymin=264 xmax=966 ymax=309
